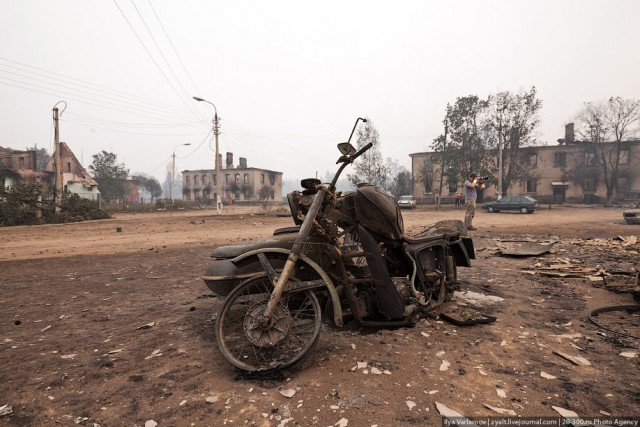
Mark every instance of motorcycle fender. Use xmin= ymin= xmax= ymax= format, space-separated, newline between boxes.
xmin=203 ymin=248 xmax=344 ymax=327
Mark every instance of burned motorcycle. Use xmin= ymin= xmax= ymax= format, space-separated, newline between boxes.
xmin=202 ymin=118 xmax=475 ymax=372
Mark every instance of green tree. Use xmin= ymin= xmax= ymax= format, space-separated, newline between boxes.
xmin=388 ymin=170 xmax=412 ymax=200
xmin=89 ymin=151 xmax=129 ymax=204
xmin=575 ymin=97 xmax=640 ymax=205
xmin=131 ymin=173 xmax=162 ymax=203
xmin=347 ymin=119 xmax=389 ymax=188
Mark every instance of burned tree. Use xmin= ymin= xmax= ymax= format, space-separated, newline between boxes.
xmin=575 ymin=97 xmax=640 ymax=205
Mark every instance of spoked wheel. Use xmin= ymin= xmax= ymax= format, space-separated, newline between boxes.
xmin=215 ymin=275 xmax=322 ymax=372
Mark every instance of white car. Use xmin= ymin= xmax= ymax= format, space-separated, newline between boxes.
xmin=624 ymin=200 xmax=640 ymax=224
xmin=397 ymin=195 xmax=417 ymax=209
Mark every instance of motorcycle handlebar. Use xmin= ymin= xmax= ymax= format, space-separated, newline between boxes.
xmin=352 ymin=142 xmax=373 ymax=161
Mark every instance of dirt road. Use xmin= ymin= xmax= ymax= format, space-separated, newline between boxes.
xmin=1 ymin=205 xmax=639 ymax=426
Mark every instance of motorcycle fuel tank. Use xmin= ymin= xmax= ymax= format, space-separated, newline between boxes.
xmin=352 ymin=184 xmax=404 ymax=240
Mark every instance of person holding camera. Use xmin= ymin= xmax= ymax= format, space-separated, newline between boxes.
xmin=464 ymin=172 xmax=485 ymax=231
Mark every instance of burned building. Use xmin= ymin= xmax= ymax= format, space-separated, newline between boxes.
xmin=181 ymin=152 xmax=283 ymax=204
xmin=410 ymin=123 xmax=640 ymax=204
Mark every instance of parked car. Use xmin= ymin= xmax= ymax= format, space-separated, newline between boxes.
xmin=623 ymin=200 xmax=640 ymax=224
xmin=482 ymin=195 xmax=539 ymax=214
xmin=397 ymin=195 xmax=417 ymax=209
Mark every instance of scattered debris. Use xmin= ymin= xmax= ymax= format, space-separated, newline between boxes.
xmin=135 ymin=322 xmax=156 ymax=330
xmin=60 ymin=353 xmax=78 ymax=359
xmin=496 ymin=388 xmax=507 ymax=398
xmin=620 ymin=351 xmax=639 ymax=358
xmin=406 ymin=400 xmax=416 ymax=410
xmin=551 ymin=406 xmax=590 ymax=426
xmin=439 ymin=360 xmax=451 ymax=371
xmin=553 ymin=351 xmax=591 ymax=366
xmin=484 ymin=404 xmax=516 ymax=416
xmin=335 ymin=418 xmax=348 ymax=427
xmin=145 ymin=349 xmax=162 ymax=360
xmin=495 ymin=241 xmax=556 ymax=256
xmin=540 ymin=371 xmax=557 ymax=379
xmin=205 ymin=396 xmax=218 ymax=403
xmin=435 ymin=402 xmax=477 ymax=425
xmin=106 ymin=348 xmax=123 ymax=355
xmin=453 ymin=291 xmax=504 ymax=306
xmin=144 ymin=421 xmax=158 ymax=427
xmin=0 ymin=405 xmax=13 ymax=416
xmin=280 ymin=388 xmax=296 ymax=398
xmin=440 ymin=307 xmax=496 ymax=326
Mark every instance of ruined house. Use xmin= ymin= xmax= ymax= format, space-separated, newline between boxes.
xmin=410 ymin=123 xmax=640 ymax=204
xmin=181 ymin=152 xmax=283 ymax=204
xmin=44 ymin=142 xmax=101 ymax=201
xmin=0 ymin=147 xmax=51 ymax=192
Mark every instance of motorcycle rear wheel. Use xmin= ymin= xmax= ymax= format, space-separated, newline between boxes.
xmin=215 ymin=275 xmax=322 ymax=372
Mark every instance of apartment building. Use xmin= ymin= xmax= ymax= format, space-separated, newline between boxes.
xmin=410 ymin=124 xmax=640 ymax=204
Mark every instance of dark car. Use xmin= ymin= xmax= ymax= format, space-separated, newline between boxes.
xmin=623 ymin=200 xmax=640 ymax=224
xmin=482 ymin=195 xmax=539 ymax=214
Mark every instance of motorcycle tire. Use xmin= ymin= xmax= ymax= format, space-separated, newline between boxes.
xmin=215 ymin=275 xmax=322 ymax=372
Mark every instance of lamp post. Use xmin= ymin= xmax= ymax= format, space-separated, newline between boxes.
xmin=193 ymin=96 xmax=222 ymax=214
xmin=171 ymin=143 xmax=191 ymax=202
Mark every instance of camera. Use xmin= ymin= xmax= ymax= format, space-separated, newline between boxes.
xmin=479 ymin=176 xmax=489 ymax=181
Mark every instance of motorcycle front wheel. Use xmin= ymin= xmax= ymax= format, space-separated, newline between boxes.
xmin=215 ymin=275 xmax=322 ymax=372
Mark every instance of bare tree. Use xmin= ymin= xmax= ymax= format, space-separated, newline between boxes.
xmin=575 ymin=97 xmax=640 ymax=205
xmin=347 ymin=119 xmax=390 ymax=188
xmin=487 ymin=87 xmax=542 ymax=196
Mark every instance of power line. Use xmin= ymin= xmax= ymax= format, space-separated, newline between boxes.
xmin=0 ymin=76 xmax=208 ymax=125
xmin=128 ymin=0 xmax=207 ymax=124
xmin=0 ymin=66 xmax=201 ymax=124
xmin=0 ymin=57 xmax=200 ymax=121
xmin=112 ymin=0 xmax=206 ymax=126
xmin=147 ymin=0 xmax=202 ymax=97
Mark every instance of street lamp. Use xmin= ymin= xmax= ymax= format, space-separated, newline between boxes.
xmin=193 ymin=96 xmax=222 ymax=214
xmin=171 ymin=143 xmax=191 ymax=202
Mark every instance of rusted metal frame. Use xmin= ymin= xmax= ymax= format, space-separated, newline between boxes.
xmin=231 ymin=246 xmax=344 ymax=327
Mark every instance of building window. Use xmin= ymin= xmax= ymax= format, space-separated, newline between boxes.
xmin=244 ymin=174 xmax=249 ymax=184
xmin=19 ymin=157 xmax=24 ymax=167
xmin=235 ymin=173 xmax=240 ymax=183
xmin=269 ymin=175 xmax=275 ymax=185
xmin=225 ymin=174 xmax=230 ymax=184
xmin=67 ymin=162 xmax=71 ymax=172
xmin=260 ymin=174 xmax=265 ymax=184
xmin=202 ymin=175 xmax=208 ymax=185
xmin=186 ymin=176 xmax=191 ymax=186
xmin=585 ymin=152 xmax=595 ymax=165
xmin=528 ymin=154 xmax=537 ymax=167
xmin=194 ymin=175 xmax=199 ymax=186
xmin=235 ymin=191 xmax=240 ymax=199
xmin=583 ymin=179 xmax=595 ymax=192
xmin=526 ymin=179 xmax=537 ymax=193
xmin=554 ymin=152 xmax=566 ymax=167
xmin=619 ymin=149 xmax=630 ymax=164
xmin=244 ymin=190 xmax=250 ymax=199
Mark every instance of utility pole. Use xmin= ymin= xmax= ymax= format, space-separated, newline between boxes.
xmin=53 ymin=106 xmax=63 ymax=213
xmin=171 ymin=143 xmax=191 ymax=203
xmin=214 ymin=111 xmax=221 ymax=214
xmin=193 ymin=96 xmax=222 ymax=215
xmin=498 ymin=119 xmax=503 ymax=200
xmin=437 ymin=108 xmax=449 ymax=210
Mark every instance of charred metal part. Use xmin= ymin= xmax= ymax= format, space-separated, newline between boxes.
xmin=245 ymin=300 xmax=291 ymax=347
xmin=495 ymin=241 xmax=557 ymax=256
xmin=230 ymin=247 xmax=343 ymax=327
xmin=588 ymin=305 xmax=640 ymax=339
